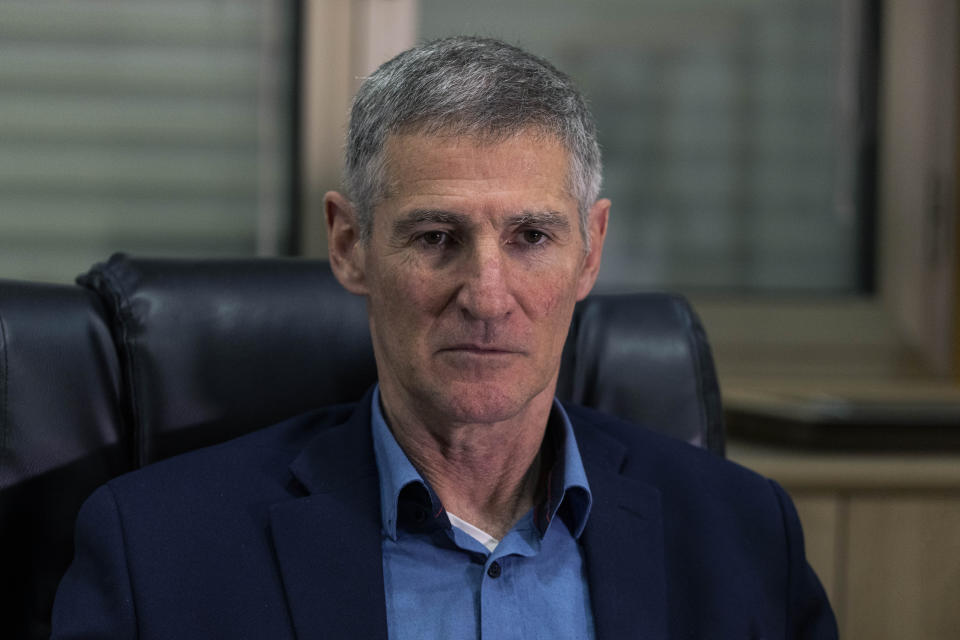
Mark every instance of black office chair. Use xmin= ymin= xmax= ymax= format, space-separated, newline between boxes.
xmin=0 ymin=281 xmax=129 ymax=640
xmin=0 ymin=253 xmax=723 ymax=639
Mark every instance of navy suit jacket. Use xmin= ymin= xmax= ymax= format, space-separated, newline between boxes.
xmin=52 ymin=391 xmax=837 ymax=639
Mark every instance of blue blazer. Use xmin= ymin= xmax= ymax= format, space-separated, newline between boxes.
xmin=52 ymin=391 xmax=837 ymax=639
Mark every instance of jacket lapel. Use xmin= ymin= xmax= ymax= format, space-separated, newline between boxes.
xmin=269 ymin=393 xmax=389 ymax=640
xmin=574 ymin=418 xmax=669 ymax=640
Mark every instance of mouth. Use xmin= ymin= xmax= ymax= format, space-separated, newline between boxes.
xmin=439 ymin=344 xmax=523 ymax=355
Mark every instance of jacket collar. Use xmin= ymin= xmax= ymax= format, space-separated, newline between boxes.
xmin=573 ymin=414 xmax=669 ymax=640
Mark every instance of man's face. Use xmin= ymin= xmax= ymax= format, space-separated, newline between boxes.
xmin=333 ymin=130 xmax=608 ymax=428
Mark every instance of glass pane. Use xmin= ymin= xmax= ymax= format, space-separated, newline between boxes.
xmin=419 ymin=0 xmax=867 ymax=293
xmin=0 ymin=0 xmax=293 ymax=283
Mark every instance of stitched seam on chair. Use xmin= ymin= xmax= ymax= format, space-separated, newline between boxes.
xmin=112 ymin=271 xmax=143 ymax=468
xmin=0 ymin=310 xmax=9 ymax=471
xmin=698 ymin=316 xmax=725 ymax=454
xmin=98 ymin=266 xmax=145 ymax=469
xmin=686 ymin=298 xmax=725 ymax=454
xmin=675 ymin=296 xmax=710 ymax=441
xmin=694 ymin=319 xmax=718 ymax=451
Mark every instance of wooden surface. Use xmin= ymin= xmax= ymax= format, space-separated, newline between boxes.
xmin=792 ymin=495 xmax=842 ymax=608
xmin=844 ymin=497 xmax=960 ymax=639
xmin=729 ymin=441 xmax=960 ymax=490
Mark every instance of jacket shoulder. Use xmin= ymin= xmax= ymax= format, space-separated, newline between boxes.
xmin=565 ymin=402 xmax=788 ymax=535
xmin=107 ymin=401 xmax=359 ymax=499
xmin=565 ymin=402 xmax=761 ymax=485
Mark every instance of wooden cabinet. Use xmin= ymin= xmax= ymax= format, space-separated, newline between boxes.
xmin=730 ymin=443 xmax=960 ymax=639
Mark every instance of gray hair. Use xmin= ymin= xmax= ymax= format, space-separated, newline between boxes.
xmin=344 ymin=36 xmax=602 ymax=247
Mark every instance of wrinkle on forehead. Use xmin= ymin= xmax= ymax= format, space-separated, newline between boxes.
xmin=380 ymin=129 xmax=574 ymax=202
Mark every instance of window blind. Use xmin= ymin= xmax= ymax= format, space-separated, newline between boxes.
xmin=0 ymin=0 xmax=293 ymax=282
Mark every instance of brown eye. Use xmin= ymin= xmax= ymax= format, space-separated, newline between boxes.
xmin=522 ymin=230 xmax=546 ymax=244
xmin=422 ymin=231 xmax=448 ymax=245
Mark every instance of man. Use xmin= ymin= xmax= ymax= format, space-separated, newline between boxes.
xmin=53 ymin=36 xmax=836 ymax=638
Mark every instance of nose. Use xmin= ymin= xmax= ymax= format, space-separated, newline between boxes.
xmin=455 ymin=239 xmax=514 ymax=322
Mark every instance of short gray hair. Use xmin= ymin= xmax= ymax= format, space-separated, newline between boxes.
xmin=344 ymin=36 xmax=602 ymax=246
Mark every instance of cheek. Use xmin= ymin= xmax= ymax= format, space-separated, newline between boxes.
xmin=522 ymin=269 xmax=581 ymax=330
xmin=530 ymin=285 xmax=563 ymax=319
xmin=530 ymin=256 xmax=583 ymax=309
xmin=389 ymin=264 xmax=449 ymax=313
xmin=369 ymin=260 xmax=450 ymax=336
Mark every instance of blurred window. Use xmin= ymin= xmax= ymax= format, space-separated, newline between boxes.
xmin=419 ymin=0 xmax=878 ymax=294
xmin=0 ymin=0 xmax=295 ymax=282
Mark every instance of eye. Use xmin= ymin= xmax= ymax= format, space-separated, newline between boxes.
xmin=418 ymin=230 xmax=452 ymax=247
xmin=521 ymin=229 xmax=547 ymax=245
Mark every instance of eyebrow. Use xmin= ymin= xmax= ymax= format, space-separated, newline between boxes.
xmin=507 ymin=211 xmax=572 ymax=231
xmin=391 ymin=209 xmax=471 ymax=239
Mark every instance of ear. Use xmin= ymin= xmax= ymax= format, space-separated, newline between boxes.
xmin=324 ymin=191 xmax=369 ymax=296
xmin=575 ymin=198 xmax=610 ymax=301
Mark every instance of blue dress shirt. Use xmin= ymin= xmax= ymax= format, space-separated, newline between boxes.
xmin=370 ymin=387 xmax=596 ymax=640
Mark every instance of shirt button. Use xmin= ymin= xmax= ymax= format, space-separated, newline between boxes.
xmin=487 ymin=562 xmax=502 ymax=578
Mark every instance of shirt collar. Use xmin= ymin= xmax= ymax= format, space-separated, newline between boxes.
xmin=370 ymin=384 xmax=593 ymax=541
xmin=537 ymin=398 xmax=592 ymax=539
xmin=370 ymin=386 xmax=447 ymax=540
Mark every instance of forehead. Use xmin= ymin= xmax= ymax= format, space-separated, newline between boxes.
xmin=380 ymin=131 xmax=574 ymax=209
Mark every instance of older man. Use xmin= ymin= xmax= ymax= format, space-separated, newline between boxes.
xmin=53 ymin=37 xmax=836 ymax=639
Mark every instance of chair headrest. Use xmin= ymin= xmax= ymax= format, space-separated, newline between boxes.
xmin=80 ymin=254 xmax=377 ymax=465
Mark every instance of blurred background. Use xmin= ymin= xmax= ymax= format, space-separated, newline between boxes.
xmin=1 ymin=0 xmax=958 ymax=636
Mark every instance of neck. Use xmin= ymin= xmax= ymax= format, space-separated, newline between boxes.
xmin=379 ymin=387 xmax=555 ymax=540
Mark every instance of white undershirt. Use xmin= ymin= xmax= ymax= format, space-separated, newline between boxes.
xmin=447 ymin=512 xmax=500 ymax=552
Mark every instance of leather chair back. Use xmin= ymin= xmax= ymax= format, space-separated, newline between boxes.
xmin=79 ymin=255 xmax=377 ymax=466
xmin=0 ymin=281 xmax=129 ymax=640
xmin=559 ymin=293 xmax=724 ymax=453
